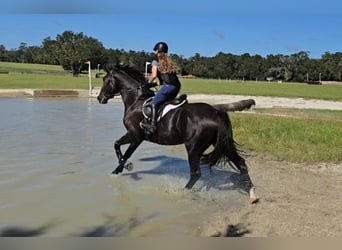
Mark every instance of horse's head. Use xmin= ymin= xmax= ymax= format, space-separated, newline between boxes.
xmin=98 ymin=64 xmax=153 ymax=104
xmin=97 ymin=67 xmax=119 ymax=104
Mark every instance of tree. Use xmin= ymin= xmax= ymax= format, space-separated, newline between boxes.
xmin=40 ymin=37 xmax=59 ymax=65
xmin=2 ymin=30 xmax=342 ymax=82
xmin=0 ymin=45 xmax=8 ymax=61
xmin=301 ymin=58 xmax=321 ymax=82
xmin=16 ymin=43 xmax=32 ymax=63
xmin=43 ymin=31 xmax=106 ymax=76
xmin=321 ymin=52 xmax=342 ymax=81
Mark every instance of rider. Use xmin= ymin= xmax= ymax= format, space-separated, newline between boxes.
xmin=142 ymin=42 xmax=181 ymax=135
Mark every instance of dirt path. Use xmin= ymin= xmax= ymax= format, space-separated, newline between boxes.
xmin=189 ymin=96 xmax=342 ymax=236
xmin=188 ymin=94 xmax=342 ymax=110
xmin=196 ymin=159 xmax=342 ymax=236
xmin=1 ymin=90 xmax=341 ymax=110
xmin=143 ymin=92 xmax=342 ymax=236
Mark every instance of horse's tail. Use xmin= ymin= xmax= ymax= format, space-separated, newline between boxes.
xmin=213 ymin=99 xmax=255 ymax=112
xmin=201 ymin=111 xmax=247 ymax=173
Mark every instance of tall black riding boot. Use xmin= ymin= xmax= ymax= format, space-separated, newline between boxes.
xmin=147 ymin=104 xmax=157 ymax=135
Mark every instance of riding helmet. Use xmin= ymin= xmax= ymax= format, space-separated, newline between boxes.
xmin=153 ymin=42 xmax=168 ymax=53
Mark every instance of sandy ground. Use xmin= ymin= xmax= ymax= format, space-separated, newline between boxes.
xmin=188 ymin=95 xmax=342 ymax=236
xmin=195 ymin=158 xmax=342 ymax=236
xmin=187 ymin=94 xmax=342 ymax=110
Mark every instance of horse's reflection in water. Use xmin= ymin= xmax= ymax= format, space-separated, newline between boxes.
xmin=97 ymin=64 xmax=259 ymax=204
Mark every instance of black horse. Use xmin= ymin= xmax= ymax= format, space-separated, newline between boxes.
xmin=97 ymin=64 xmax=258 ymax=204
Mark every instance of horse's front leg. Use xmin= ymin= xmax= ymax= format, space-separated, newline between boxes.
xmin=114 ymin=133 xmax=129 ymax=163
xmin=113 ymin=133 xmax=131 ymax=174
xmin=113 ymin=133 xmax=143 ymax=174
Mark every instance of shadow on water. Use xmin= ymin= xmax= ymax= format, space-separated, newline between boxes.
xmin=123 ymin=155 xmax=250 ymax=194
xmin=0 ymin=223 xmax=54 ymax=237
xmin=0 ymin=215 xmax=157 ymax=237
xmin=75 ymin=214 xmax=157 ymax=237
xmin=0 ymin=219 xmax=251 ymax=237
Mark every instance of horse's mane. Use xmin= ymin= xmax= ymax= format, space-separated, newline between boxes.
xmin=105 ymin=64 xmax=146 ymax=84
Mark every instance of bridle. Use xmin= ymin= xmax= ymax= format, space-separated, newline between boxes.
xmin=105 ymin=71 xmax=145 ymax=98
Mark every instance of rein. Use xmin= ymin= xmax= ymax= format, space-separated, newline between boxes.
xmin=104 ymin=66 xmax=155 ymax=99
xmin=107 ymin=72 xmax=144 ymax=97
xmin=118 ymin=85 xmax=144 ymax=97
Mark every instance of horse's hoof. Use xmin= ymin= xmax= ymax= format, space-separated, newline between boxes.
xmin=124 ymin=162 xmax=134 ymax=171
xmin=250 ymin=196 xmax=260 ymax=204
xmin=249 ymin=187 xmax=259 ymax=204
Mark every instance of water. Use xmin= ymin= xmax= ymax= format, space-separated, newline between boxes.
xmin=0 ymin=98 xmax=246 ymax=236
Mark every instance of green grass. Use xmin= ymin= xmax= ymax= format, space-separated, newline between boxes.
xmin=1 ymin=73 xmax=341 ymax=100
xmin=0 ymin=74 xmax=103 ymax=89
xmin=0 ymin=62 xmax=104 ymax=89
xmin=0 ymin=62 xmax=65 ymax=74
xmin=230 ymin=112 xmax=342 ymax=163
xmin=254 ymin=108 xmax=342 ymax=122
xmin=1 ymin=62 xmax=342 ymax=100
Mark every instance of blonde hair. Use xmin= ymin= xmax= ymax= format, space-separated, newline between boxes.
xmin=157 ymin=52 xmax=178 ymax=73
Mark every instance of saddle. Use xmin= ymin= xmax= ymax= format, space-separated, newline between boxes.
xmin=141 ymin=94 xmax=188 ymax=122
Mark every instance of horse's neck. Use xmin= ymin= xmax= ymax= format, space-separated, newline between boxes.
xmin=120 ymin=91 xmax=135 ymax=106
xmin=118 ymin=74 xmax=149 ymax=111
xmin=120 ymin=89 xmax=145 ymax=112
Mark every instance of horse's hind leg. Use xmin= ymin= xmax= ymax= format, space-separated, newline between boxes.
xmin=225 ymin=143 xmax=259 ymax=203
xmin=237 ymin=159 xmax=259 ymax=204
xmin=233 ymin=158 xmax=259 ymax=204
xmin=185 ymin=140 xmax=211 ymax=189
xmin=185 ymin=153 xmax=202 ymax=189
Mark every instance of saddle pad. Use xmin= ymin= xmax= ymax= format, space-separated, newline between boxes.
xmin=159 ymin=99 xmax=187 ymax=120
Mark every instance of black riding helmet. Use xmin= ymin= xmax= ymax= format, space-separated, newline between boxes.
xmin=153 ymin=42 xmax=168 ymax=53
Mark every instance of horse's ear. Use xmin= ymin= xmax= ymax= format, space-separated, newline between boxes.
xmin=104 ymin=63 xmax=119 ymax=73
xmin=104 ymin=64 xmax=109 ymax=73
xmin=104 ymin=64 xmax=112 ymax=73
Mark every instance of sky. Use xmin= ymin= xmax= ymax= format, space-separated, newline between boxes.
xmin=1 ymin=0 xmax=341 ymax=59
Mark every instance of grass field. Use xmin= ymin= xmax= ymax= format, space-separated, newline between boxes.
xmin=1 ymin=62 xmax=342 ymax=100
xmin=0 ymin=62 xmax=66 ymax=74
xmin=230 ymin=110 xmax=342 ymax=163
xmin=1 ymin=73 xmax=341 ymax=101
xmin=0 ymin=62 xmax=103 ymax=89
xmin=0 ymin=73 xmax=103 ymax=89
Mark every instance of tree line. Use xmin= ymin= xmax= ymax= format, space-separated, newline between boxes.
xmin=1 ymin=30 xmax=341 ymax=82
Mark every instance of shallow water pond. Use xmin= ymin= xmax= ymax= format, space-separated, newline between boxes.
xmin=0 ymin=98 xmax=247 ymax=236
